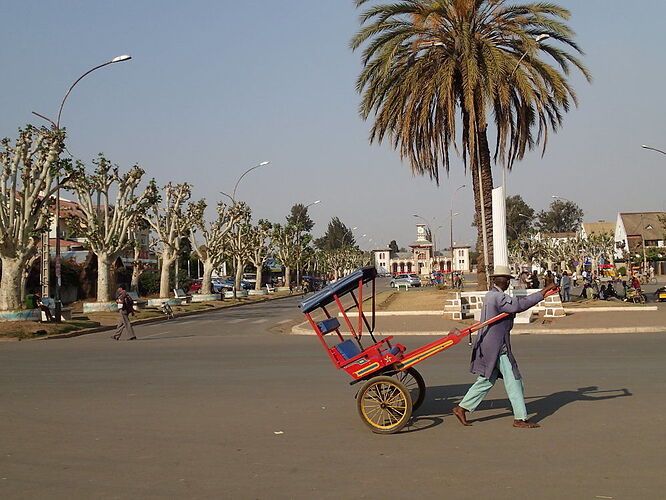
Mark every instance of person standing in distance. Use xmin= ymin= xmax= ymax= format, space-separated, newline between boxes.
xmin=113 ymin=286 xmax=137 ymax=341
xmin=453 ymin=266 xmax=557 ymax=428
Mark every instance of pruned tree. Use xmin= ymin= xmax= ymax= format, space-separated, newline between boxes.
xmin=68 ymin=154 xmax=154 ymax=302
xmin=0 ymin=126 xmax=66 ymax=310
xmin=144 ymin=182 xmax=192 ymax=298
xmin=246 ymin=219 xmax=273 ymax=291
xmin=188 ymin=200 xmax=246 ymax=295
xmin=271 ymin=223 xmax=298 ymax=286
xmin=226 ymin=203 xmax=252 ymax=293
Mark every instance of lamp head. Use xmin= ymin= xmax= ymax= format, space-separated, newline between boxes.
xmin=258 ymin=161 xmax=270 ymax=166
xmin=111 ymin=55 xmax=132 ymax=63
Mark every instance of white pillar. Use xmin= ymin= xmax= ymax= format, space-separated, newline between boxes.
xmin=492 ymin=186 xmax=509 ymax=268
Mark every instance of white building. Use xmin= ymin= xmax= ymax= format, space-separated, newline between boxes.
xmin=614 ymin=212 xmax=666 ymax=259
xmin=372 ymin=224 xmax=470 ymax=276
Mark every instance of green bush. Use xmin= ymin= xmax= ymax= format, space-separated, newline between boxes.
xmin=617 ymin=266 xmax=627 ymax=277
xmin=138 ymin=271 xmax=160 ymax=296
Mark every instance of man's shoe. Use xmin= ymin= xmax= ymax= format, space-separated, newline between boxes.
xmin=112 ymin=334 xmax=120 ymax=341
xmin=127 ymin=337 xmax=137 ymax=341
xmin=452 ymin=405 xmax=472 ymax=426
xmin=513 ymin=419 xmax=540 ymax=428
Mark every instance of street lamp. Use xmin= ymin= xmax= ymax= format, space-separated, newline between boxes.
xmin=32 ymin=54 xmax=132 ymax=322
xmin=641 ymin=144 xmax=666 ymax=156
xmin=551 ymin=194 xmax=572 ymax=202
xmin=450 ymin=184 xmax=466 ymax=274
xmin=231 ymin=161 xmax=270 ymax=201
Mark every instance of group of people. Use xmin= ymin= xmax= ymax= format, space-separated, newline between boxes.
xmin=516 ymin=268 xmax=631 ymax=302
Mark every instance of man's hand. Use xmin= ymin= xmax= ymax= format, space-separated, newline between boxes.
xmin=540 ymin=283 xmax=558 ymax=297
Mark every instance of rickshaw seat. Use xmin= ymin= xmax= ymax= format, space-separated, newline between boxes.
xmin=335 ymin=339 xmax=362 ymax=360
xmin=317 ymin=317 xmax=341 ymax=335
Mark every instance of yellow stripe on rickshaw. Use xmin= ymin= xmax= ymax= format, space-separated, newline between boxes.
xmin=354 ymin=362 xmax=380 ymax=377
xmin=396 ymin=340 xmax=454 ymax=370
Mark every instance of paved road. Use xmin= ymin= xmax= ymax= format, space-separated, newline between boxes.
xmin=1 ymin=292 xmax=665 ymax=499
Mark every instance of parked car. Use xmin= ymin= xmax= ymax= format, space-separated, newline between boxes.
xmin=390 ymin=273 xmax=421 ymax=288
xmin=190 ymin=279 xmax=232 ymax=293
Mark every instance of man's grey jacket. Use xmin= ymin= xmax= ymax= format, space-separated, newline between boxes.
xmin=470 ymin=286 xmax=544 ymax=380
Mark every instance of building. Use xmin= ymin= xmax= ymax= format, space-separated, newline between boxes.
xmin=581 ymin=221 xmax=615 ymax=239
xmin=373 ymin=224 xmax=470 ymax=276
xmin=614 ymin=212 xmax=666 ymax=258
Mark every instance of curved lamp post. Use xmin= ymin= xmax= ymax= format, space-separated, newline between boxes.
xmin=32 ymin=54 xmax=132 ymax=322
xmin=642 ymin=144 xmax=666 ymax=156
xmin=231 ymin=161 xmax=270 ymax=202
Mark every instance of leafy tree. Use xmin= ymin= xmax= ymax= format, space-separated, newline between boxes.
xmin=287 ymin=204 xmax=314 ymax=232
xmin=0 ymin=126 xmax=67 ymax=310
xmin=506 ymin=195 xmax=535 ymax=243
xmin=536 ymin=200 xmax=584 ymax=234
xmin=68 ymin=154 xmax=154 ymax=302
xmin=388 ymin=240 xmax=399 ymax=254
xmin=286 ymin=203 xmax=315 ymax=283
xmin=315 ymin=217 xmax=356 ymax=251
xmin=352 ymin=0 xmax=590 ymax=288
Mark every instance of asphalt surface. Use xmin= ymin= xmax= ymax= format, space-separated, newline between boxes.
xmin=1 ymin=290 xmax=665 ymax=499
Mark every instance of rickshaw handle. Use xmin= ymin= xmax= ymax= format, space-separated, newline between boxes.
xmin=461 ymin=287 xmax=559 ymax=338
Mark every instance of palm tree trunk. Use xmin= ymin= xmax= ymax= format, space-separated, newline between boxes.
xmin=472 ymin=125 xmax=494 ymax=290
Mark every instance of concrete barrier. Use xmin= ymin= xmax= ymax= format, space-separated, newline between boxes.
xmin=191 ymin=293 xmax=221 ymax=302
xmin=147 ymin=298 xmax=183 ymax=307
xmin=248 ymin=289 xmax=268 ymax=296
xmin=0 ymin=309 xmax=41 ymax=322
xmin=83 ymin=302 xmax=120 ymax=313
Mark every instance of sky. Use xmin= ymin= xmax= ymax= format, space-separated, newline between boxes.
xmin=2 ymin=0 xmax=665 ymax=251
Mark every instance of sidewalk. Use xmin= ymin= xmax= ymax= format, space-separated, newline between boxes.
xmin=291 ymin=303 xmax=666 ymax=335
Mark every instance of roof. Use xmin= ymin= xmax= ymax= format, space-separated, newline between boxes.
xmin=409 ymin=240 xmax=432 ymax=247
xmin=582 ymin=222 xmax=615 ymax=237
xmin=620 ymin=212 xmax=666 ymax=241
xmin=541 ymin=232 xmax=577 ymax=239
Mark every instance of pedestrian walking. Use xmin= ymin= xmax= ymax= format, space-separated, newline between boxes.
xmin=452 ymin=266 xmax=557 ymax=428
xmin=528 ymin=270 xmax=540 ymax=289
xmin=571 ymin=270 xmax=578 ymax=287
xmin=560 ymin=271 xmax=571 ymax=302
xmin=112 ymin=286 xmax=136 ymax=341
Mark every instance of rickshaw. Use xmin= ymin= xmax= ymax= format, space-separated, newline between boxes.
xmin=300 ymin=266 xmax=527 ymax=434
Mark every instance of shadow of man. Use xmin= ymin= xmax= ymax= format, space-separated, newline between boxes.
xmin=468 ymin=386 xmax=632 ymax=424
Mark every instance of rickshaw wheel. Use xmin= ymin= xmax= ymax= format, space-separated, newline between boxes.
xmin=356 ymin=376 xmax=412 ymax=434
xmin=390 ymin=367 xmax=426 ymax=411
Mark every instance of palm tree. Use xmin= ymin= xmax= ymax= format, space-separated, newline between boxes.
xmin=351 ymin=0 xmax=590 ymax=287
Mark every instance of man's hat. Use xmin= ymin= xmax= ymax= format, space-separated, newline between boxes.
xmin=490 ymin=265 xmax=514 ymax=278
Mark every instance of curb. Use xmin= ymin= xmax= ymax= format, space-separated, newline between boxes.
xmin=289 ymin=321 xmax=666 ymax=336
xmin=40 ymin=293 xmax=298 ymax=341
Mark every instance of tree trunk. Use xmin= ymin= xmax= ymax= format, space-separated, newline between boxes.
xmin=254 ymin=262 xmax=263 ymax=291
xmin=472 ymin=126 xmax=494 ymax=290
xmin=160 ymin=253 xmax=176 ymax=298
xmin=97 ymin=253 xmax=112 ymax=302
xmin=130 ymin=247 xmax=143 ymax=293
xmin=284 ymin=265 xmax=291 ymax=287
xmin=234 ymin=261 xmax=243 ymax=294
xmin=0 ymin=257 xmax=25 ymax=310
xmin=201 ymin=260 xmax=214 ymax=295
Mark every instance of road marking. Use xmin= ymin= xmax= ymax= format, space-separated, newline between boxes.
xmin=276 ymin=319 xmax=291 ymax=325
xmin=226 ymin=318 xmax=245 ymax=324
xmin=251 ymin=319 xmax=268 ymax=324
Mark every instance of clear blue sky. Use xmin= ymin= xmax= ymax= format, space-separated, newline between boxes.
xmin=2 ymin=0 xmax=665 ymax=250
